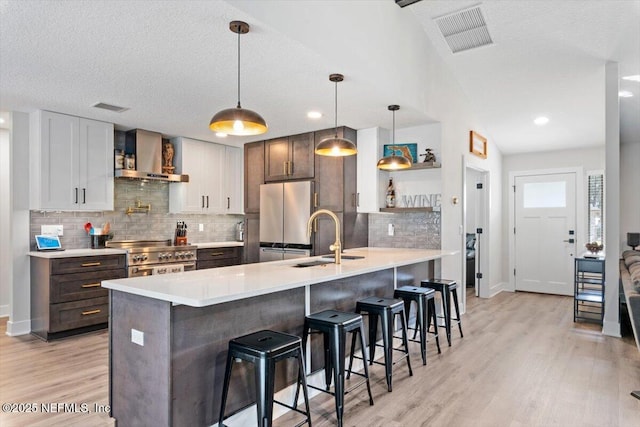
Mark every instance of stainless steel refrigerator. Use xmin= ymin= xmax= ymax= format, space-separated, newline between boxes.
xmin=259 ymin=181 xmax=313 ymax=261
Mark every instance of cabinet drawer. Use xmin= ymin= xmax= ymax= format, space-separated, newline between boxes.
xmin=197 ymin=247 xmax=241 ymax=261
xmin=51 ymin=255 xmax=126 ymax=274
xmin=50 ymin=297 xmax=109 ymax=333
xmin=50 ymin=269 xmax=125 ymax=303
xmin=197 ymin=258 xmax=241 ymax=270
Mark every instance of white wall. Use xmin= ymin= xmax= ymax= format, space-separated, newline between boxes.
xmin=0 ymin=128 xmax=10 ymax=317
xmin=620 ymin=142 xmax=640 ymax=252
xmin=502 ymin=147 xmax=605 ymax=287
xmin=7 ymin=112 xmax=31 ymax=335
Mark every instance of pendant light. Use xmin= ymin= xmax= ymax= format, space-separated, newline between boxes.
xmin=209 ymin=21 xmax=267 ymax=136
xmin=315 ymin=74 xmax=357 ymax=156
xmin=377 ymin=105 xmax=411 ymax=170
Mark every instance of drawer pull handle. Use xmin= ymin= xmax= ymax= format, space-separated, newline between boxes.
xmin=81 ymin=283 xmax=101 ymax=288
xmin=81 ymin=262 xmax=101 ymax=267
xmin=81 ymin=309 xmax=101 ymax=316
xmin=210 ymin=252 xmax=225 ymax=256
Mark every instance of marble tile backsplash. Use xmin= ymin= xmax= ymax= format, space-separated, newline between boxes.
xmin=30 ymin=180 xmax=243 ymax=250
xmin=368 ymin=212 xmax=440 ymax=249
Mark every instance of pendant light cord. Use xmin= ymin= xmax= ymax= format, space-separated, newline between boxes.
xmin=392 ymin=108 xmax=396 ymax=145
xmin=236 ymin=26 xmax=241 ymax=109
xmin=334 ymin=79 xmax=338 ymax=137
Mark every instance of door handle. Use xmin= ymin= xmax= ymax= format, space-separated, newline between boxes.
xmin=563 ymin=239 xmax=575 ymax=244
xmin=74 ymin=187 xmax=78 ymax=204
xmin=201 ymin=195 xmax=205 ymax=208
xmin=82 ymin=188 xmax=86 ymax=204
xmin=227 ymin=197 xmax=230 ymax=209
xmin=283 ymin=161 xmax=287 ymax=176
xmin=206 ymin=195 xmax=209 ymax=208
xmin=288 ymin=161 xmax=293 ymax=176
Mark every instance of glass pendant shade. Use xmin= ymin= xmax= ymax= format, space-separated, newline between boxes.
xmin=209 ymin=105 xmax=267 ymax=136
xmin=210 ymin=21 xmax=267 ymax=136
xmin=315 ymin=74 xmax=357 ymax=157
xmin=377 ymin=104 xmax=411 ymax=170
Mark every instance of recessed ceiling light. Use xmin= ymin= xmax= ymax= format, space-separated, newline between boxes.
xmin=534 ymin=116 xmax=549 ymax=126
xmin=307 ymin=111 xmax=322 ymax=119
xmin=215 ymin=132 xmax=228 ymax=137
xmin=619 ymin=90 xmax=634 ymax=98
xmin=622 ymin=75 xmax=640 ymax=82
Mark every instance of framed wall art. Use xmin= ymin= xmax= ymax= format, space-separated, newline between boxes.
xmin=469 ymin=131 xmax=487 ymax=159
xmin=383 ymin=143 xmax=418 ymax=163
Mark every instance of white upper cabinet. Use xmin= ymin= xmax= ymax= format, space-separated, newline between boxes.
xmin=169 ymin=137 xmax=226 ymax=214
xmin=30 ymin=110 xmax=114 ymax=211
xmin=224 ymin=146 xmax=244 ymax=214
xmin=356 ymin=127 xmax=388 ymax=213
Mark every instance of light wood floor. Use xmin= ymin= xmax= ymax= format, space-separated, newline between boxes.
xmin=1 ymin=291 xmax=639 ymax=427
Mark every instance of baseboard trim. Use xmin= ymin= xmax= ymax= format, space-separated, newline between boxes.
xmin=6 ymin=319 xmax=31 ymax=336
xmin=602 ymin=319 xmax=621 ymax=338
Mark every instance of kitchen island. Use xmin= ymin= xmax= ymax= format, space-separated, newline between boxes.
xmin=102 ymin=247 xmax=456 ymax=426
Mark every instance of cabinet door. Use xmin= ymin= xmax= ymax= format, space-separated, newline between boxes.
xmin=78 ymin=118 xmax=114 ymax=210
xmin=314 ymin=128 xmax=346 ymax=212
xmin=288 ymin=132 xmax=314 ymax=180
xmin=244 ymin=141 xmax=264 ymax=213
xmin=264 ymin=137 xmax=290 ymax=182
xmin=180 ymin=138 xmax=206 ymax=212
xmin=202 ymin=142 xmax=225 ymax=213
xmin=224 ymin=146 xmax=243 ymax=214
xmin=244 ymin=213 xmax=260 ymax=264
xmin=38 ymin=111 xmax=78 ymax=209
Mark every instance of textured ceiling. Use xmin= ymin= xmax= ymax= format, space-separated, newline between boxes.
xmin=1 ymin=0 xmax=638 ymax=154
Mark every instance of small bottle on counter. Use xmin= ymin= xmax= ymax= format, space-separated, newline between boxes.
xmin=125 ymin=153 xmax=136 ymax=170
xmin=114 ymin=149 xmax=124 ymax=169
xmin=386 ymin=178 xmax=396 ymax=208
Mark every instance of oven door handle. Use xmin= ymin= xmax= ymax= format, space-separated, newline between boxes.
xmin=132 ymin=262 xmax=197 ymax=275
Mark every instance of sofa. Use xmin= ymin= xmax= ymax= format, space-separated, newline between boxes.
xmin=620 ymin=250 xmax=640 ymax=352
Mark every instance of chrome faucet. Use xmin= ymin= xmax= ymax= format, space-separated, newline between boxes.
xmin=307 ymin=209 xmax=342 ymax=264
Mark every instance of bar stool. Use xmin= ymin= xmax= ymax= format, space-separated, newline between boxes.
xmin=298 ymin=310 xmax=374 ymax=427
xmin=421 ymin=279 xmax=463 ymax=346
xmin=350 ymin=297 xmax=412 ymax=392
xmin=218 ymin=330 xmax=311 ymax=427
xmin=393 ymin=285 xmax=441 ymax=365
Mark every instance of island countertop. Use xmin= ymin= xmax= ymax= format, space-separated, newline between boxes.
xmin=102 ymin=247 xmax=456 ymax=307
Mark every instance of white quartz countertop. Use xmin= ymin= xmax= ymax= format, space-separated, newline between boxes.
xmin=29 ymin=248 xmax=128 ymax=258
xmin=102 ymin=247 xmax=457 ymax=307
xmin=194 ymin=241 xmax=244 ymax=249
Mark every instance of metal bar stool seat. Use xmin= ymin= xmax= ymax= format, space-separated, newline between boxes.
xmin=219 ymin=330 xmax=311 ymax=427
xmin=349 ymin=296 xmax=413 ymax=392
xmin=420 ymin=279 xmax=463 ymax=346
xmin=393 ymin=285 xmax=441 ymax=365
xmin=298 ymin=310 xmax=374 ymax=427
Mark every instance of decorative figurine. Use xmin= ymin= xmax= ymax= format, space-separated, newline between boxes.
xmin=420 ymin=148 xmax=436 ymax=163
xmin=162 ymin=141 xmax=175 ymax=174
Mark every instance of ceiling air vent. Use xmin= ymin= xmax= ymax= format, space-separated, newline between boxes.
xmin=435 ymin=5 xmax=493 ymax=53
xmin=92 ymin=102 xmax=129 ymax=113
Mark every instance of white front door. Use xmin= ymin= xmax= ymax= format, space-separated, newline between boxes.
xmin=514 ymin=172 xmax=576 ymax=295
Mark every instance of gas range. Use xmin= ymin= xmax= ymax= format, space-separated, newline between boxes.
xmin=106 ymin=239 xmax=197 ymax=277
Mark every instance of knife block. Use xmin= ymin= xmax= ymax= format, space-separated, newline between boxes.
xmin=175 ymin=236 xmax=187 ymax=246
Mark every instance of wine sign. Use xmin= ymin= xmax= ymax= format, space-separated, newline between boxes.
xmin=401 ymin=193 xmax=441 ymax=208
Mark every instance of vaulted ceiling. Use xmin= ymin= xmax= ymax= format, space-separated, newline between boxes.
xmin=1 ymin=0 xmax=638 ymax=154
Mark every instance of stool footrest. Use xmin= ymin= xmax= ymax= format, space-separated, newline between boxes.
xmin=307 ymin=377 xmax=370 ymax=396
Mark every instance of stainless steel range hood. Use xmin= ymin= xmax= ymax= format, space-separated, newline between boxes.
xmin=115 ymin=129 xmax=189 ymax=182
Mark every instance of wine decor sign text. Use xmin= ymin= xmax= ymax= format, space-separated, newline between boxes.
xmin=401 ymin=194 xmax=441 ymax=208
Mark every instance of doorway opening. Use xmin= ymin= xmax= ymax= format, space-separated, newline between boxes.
xmin=463 ymin=165 xmax=489 ymax=306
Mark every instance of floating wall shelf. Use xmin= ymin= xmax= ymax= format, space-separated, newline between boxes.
xmin=379 ymin=207 xmax=436 ymax=213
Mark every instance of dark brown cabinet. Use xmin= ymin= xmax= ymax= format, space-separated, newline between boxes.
xmin=30 ymin=254 xmax=126 ymax=340
xmin=265 ymin=132 xmax=314 ymax=182
xmin=312 ymin=127 xmax=362 ymax=253
xmin=244 ymin=214 xmax=260 ymax=264
xmin=196 ymin=247 xmax=243 ymax=269
xmin=244 ymin=141 xmax=265 ymax=214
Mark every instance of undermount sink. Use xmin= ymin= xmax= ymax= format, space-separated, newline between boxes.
xmin=292 ymin=260 xmax=334 ymax=268
xmin=320 ymin=254 xmax=365 ymax=260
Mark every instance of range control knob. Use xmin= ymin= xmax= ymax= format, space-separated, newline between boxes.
xmin=142 ymin=254 xmax=148 ymax=261
xmin=186 ymin=252 xmax=192 ymax=258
